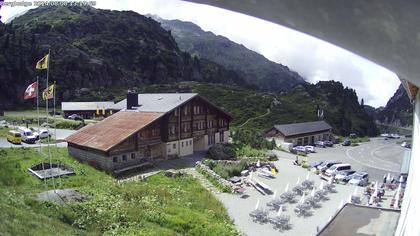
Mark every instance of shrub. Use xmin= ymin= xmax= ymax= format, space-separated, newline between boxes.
xmin=351 ymin=143 xmax=360 ymax=146
xmin=235 ymin=145 xmax=266 ymax=157
xmin=212 ymin=160 xmax=248 ymax=179
xmin=207 ymin=143 xmax=236 ymax=160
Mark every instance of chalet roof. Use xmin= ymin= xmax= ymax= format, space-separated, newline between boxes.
xmin=65 ymin=111 xmax=164 ymax=152
xmin=62 ymin=101 xmax=115 ymax=111
xmin=273 ymin=120 xmax=332 ymax=137
xmin=113 ymin=93 xmax=198 ymax=112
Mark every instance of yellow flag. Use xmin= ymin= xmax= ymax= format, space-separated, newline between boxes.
xmin=36 ymin=54 xmax=49 ymax=70
xmin=42 ymin=84 xmax=54 ymax=100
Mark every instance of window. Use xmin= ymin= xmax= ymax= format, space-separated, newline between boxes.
xmin=174 ymin=109 xmax=179 ymax=116
xmin=173 ymin=143 xmax=176 ymax=149
xmin=169 ymin=126 xmax=176 ymax=135
xmin=182 ymin=141 xmax=184 ymax=147
xmin=113 ymin=156 xmax=118 ymax=163
xmin=184 ymin=106 xmax=189 ymax=115
xmin=208 ymin=133 xmax=215 ymax=145
xmin=186 ymin=141 xmax=188 ymax=146
xmin=151 ymin=128 xmax=159 ymax=137
xmin=131 ymin=153 xmax=136 ymax=159
xmin=220 ymin=132 xmax=224 ymax=142
xmin=122 ymin=155 xmax=127 ymax=162
xmin=189 ymin=140 xmax=192 ymax=145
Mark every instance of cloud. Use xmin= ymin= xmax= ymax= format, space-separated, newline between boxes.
xmin=1 ymin=0 xmax=401 ymax=107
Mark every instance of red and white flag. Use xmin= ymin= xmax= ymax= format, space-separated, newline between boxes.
xmin=24 ymin=82 xmax=38 ymax=100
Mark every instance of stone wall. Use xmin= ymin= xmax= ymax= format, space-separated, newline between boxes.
xmin=195 ymin=161 xmax=234 ymax=192
xmin=68 ymin=146 xmax=113 ymax=171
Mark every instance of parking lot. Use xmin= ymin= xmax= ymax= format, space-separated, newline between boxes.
xmin=273 ymin=137 xmax=407 ymax=182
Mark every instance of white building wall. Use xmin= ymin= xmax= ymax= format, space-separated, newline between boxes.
xmin=215 ymin=132 xmax=220 ymax=143
xmin=179 ymin=138 xmax=193 ymax=156
xmin=223 ymin=130 xmax=230 ymax=143
xmin=396 ymin=92 xmax=420 ymax=236
xmin=165 ymin=139 xmax=194 ymax=158
xmin=165 ymin=141 xmax=179 ymax=158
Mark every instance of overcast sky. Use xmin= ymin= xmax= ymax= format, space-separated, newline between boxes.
xmin=0 ymin=0 xmax=401 ymax=107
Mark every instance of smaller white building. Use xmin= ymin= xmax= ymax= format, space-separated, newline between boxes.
xmin=265 ymin=120 xmax=333 ymax=146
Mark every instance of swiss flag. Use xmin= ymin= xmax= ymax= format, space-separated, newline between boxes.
xmin=24 ymin=82 xmax=38 ymax=100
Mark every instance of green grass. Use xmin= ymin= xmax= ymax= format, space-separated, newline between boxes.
xmin=0 ymin=127 xmax=10 ymax=138
xmin=0 ymin=148 xmax=237 ymax=235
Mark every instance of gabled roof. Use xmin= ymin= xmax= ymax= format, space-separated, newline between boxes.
xmin=113 ymin=93 xmax=198 ymax=112
xmin=273 ymin=120 xmax=332 ymax=137
xmin=62 ymin=101 xmax=115 ymax=111
xmin=66 ymin=111 xmax=164 ymax=152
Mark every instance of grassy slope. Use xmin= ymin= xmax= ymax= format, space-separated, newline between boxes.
xmin=0 ymin=148 xmax=236 ymax=235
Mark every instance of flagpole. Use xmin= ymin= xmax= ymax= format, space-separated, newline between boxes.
xmin=37 ymin=75 xmax=47 ymax=191
xmin=45 ymin=49 xmax=56 ymax=191
xmin=36 ymin=76 xmax=41 ymax=152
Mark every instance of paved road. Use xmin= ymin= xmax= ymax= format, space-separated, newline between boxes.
xmin=273 ymin=137 xmax=408 ymax=182
xmin=0 ymin=128 xmax=75 ymax=148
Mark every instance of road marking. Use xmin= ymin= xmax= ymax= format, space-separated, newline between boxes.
xmin=345 ymin=146 xmax=399 ymax=172
xmin=369 ymin=145 xmax=402 ymax=168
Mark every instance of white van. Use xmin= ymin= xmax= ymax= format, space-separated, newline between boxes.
xmin=325 ymin=163 xmax=351 ymax=177
xmin=17 ymin=127 xmax=37 ymax=144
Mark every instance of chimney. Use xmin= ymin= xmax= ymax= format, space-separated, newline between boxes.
xmin=127 ymin=89 xmax=138 ymax=110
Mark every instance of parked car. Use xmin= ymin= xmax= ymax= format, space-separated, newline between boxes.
xmin=335 ymin=170 xmax=357 ymax=183
xmin=342 ymin=140 xmax=351 ymax=146
xmin=317 ymin=160 xmax=342 ymax=172
xmin=17 ymin=127 xmax=37 ymax=144
xmin=304 ymin=145 xmax=315 ymax=153
xmin=348 ymin=172 xmax=369 ymax=186
xmin=293 ymin=146 xmax=307 ymax=153
xmin=67 ymin=114 xmax=83 ymax=121
xmin=324 ymin=164 xmax=351 ymax=177
xmin=390 ymin=134 xmax=401 ymax=139
xmin=324 ymin=140 xmax=333 ymax=147
xmin=315 ymin=141 xmax=326 ymax=148
xmin=401 ymin=142 xmax=411 ymax=148
xmin=34 ymin=129 xmax=52 ymax=140
xmin=311 ymin=160 xmax=325 ymax=169
xmin=6 ymin=130 xmax=21 ymax=145
xmin=0 ymin=120 xmax=9 ymax=128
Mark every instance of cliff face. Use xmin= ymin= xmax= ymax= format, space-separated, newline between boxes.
xmin=155 ymin=16 xmax=307 ymax=92
xmin=377 ymin=84 xmax=413 ymax=127
xmin=0 ymin=6 xmax=249 ymax=109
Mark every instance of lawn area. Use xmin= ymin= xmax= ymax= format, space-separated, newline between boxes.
xmin=0 ymin=148 xmax=237 ymax=235
xmin=0 ymin=127 xmax=9 ymax=138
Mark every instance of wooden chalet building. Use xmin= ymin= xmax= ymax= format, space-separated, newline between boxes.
xmin=65 ymin=92 xmax=232 ymax=174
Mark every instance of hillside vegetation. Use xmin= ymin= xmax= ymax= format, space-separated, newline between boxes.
xmin=0 ymin=6 xmax=252 ymax=109
xmin=142 ymin=81 xmax=378 ymax=136
xmin=0 ymin=148 xmax=237 ymax=235
xmin=156 ymin=16 xmax=306 ymax=91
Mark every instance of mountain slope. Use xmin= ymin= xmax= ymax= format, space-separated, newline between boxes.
xmin=0 ymin=6 xmax=251 ymax=109
xmin=154 ymin=16 xmax=307 ymax=91
xmin=131 ymin=81 xmax=377 ymax=136
xmin=377 ymin=84 xmax=413 ymax=127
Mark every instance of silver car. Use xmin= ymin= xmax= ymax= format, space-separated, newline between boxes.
xmin=348 ymin=172 xmax=369 ymax=186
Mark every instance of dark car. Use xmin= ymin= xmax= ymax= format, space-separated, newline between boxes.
xmin=324 ymin=140 xmax=333 ymax=147
xmin=67 ymin=114 xmax=83 ymax=121
xmin=342 ymin=140 xmax=351 ymax=146
xmin=315 ymin=141 xmax=326 ymax=148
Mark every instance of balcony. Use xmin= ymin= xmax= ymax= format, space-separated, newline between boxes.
xmin=138 ymin=137 xmax=161 ymax=147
